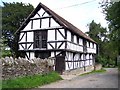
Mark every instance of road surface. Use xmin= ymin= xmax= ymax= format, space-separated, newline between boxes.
xmin=39 ymin=68 xmax=118 ymax=88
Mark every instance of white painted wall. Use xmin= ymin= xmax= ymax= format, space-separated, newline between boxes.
xmin=65 ymin=52 xmax=73 ymax=70
xmin=27 ymin=32 xmax=33 ymax=42
xmin=23 ymin=21 xmax=32 ymax=30
xmin=67 ymin=42 xmax=83 ymax=52
xmin=33 ymin=19 xmax=40 ymax=29
xmin=51 ymin=18 xmax=60 ymax=27
xmin=48 ymin=30 xmax=55 ymax=41
xmin=79 ymin=38 xmax=83 ymax=45
xmin=19 ymin=44 xmax=25 ymax=50
xmin=19 ymin=33 xmax=26 ymax=42
xmin=74 ymin=35 xmax=77 ymax=43
xmin=41 ymin=18 xmax=49 ymax=28
xmin=57 ymin=29 xmax=65 ymax=40
xmin=67 ymin=30 xmax=71 ymax=41
xmin=51 ymin=52 xmax=55 ymax=57
xmin=30 ymin=52 xmax=35 ymax=59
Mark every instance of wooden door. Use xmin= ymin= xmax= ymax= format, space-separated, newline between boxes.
xmin=55 ymin=56 xmax=65 ymax=74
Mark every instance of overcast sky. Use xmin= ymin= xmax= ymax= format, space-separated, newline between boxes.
xmin=0 ymin=0 xmax=108 ymax=33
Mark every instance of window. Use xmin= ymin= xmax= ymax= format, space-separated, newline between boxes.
xmin=34 ymin=31 xmax=47 ymax=48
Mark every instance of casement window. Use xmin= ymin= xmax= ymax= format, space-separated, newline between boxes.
xmin=34 ymin=30 xmax=47 ymax=48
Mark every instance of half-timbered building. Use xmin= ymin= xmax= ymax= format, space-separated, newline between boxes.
xmin=15 ymin=3 xmax=97 ymax=73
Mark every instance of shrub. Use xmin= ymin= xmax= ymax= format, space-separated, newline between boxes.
xmin=96 ymin=55 xmax=115 ymax=67
xmin=2 ymin=50 xmax=12 ymax=58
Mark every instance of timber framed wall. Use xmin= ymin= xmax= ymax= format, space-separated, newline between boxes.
xmin=15 ymin=3 xmax=97 ymax=73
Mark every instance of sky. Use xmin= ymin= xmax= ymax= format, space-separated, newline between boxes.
xmin=0 ymin=0 xmax=108 ymax=33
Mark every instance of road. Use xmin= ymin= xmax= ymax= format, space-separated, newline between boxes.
xmin=39 ymin=68 xmax=118 ymax=88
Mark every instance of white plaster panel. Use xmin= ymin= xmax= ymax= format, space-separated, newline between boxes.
xmin=90 ymin=60 xmax=93 ymax=65
xmin=86 ymin=54 xmax=89 ymax=59
xmin=74 ymin=54 xmax=79 ymax=60
xmin=33 ymin=14 xmax=40 ymax=18
xmin=27 ymin=32 xmax=33 ymax=42
xmin=81 ymin=61 xmax=84 ymax=67
xmin=51 ymin=18 xmax=60 ymax=27
xmin=41 ymin=18 xmax=49 ymax=28
xmin=57 ymin=42 xmax=61 ymax=48
xmin=29 ymin=44 xmax=33 ymax=50
xmin=79 ymin=38 xmax=83 ymax=45
xmin=59 ymin=43 xmax=65 ymax=49
xmin=57 ymin=29 xmax=65 ymax=40
xmin=65 ymin=62 xmax=69 ymax=70
xmin=74 ymin=35 xmax=77 ymax=43
xmin=50 ymin=43 xmax=55 ymax=49
xmin=57 ymin=31 xmax=64 ymax=40
xmin=19 ymin=44 xmax=25 ymax=50
xmin=94 ymin=43 xmax=96 ymax=49
xmin=67 ymin=30 xmax=71 ymax=41
xmin=81 ymin=54 xmax=84 ymax=60
xmin=19 ymin=33 xmax=26 ymax=42
xmin=33 ymin=19 xmax=40 ymax=29
xmin=47 ymin=43 xmax=52 ymax=49
xmin=48 ymin=30 xmax=55 ymax=41
xmin=19 ymin=45 xmax=23 ymax=50
xmin=87 ymin=41 xmax=89 ymax=47
xmin=38 ymin=8 xmax=45 ymax=16
xmin=26 ymin=52 xmax=29 ymax=60
xmin=27 ymin=44 xmax=33 ymax=50
xmin=23 ymin=21 xmax=31 ymax=30
xmin=56 ymin=51 xmax=60 ymax=56
xmin=90 ymin=42 xmax=93 ymax=48
xmin=85 ymin=60 xmax=89 ymax=66
xmin=51 ymin=52 xmax=55 ymax=57
xmin=43 ymin=12 xmax=49 ymax=17
xmin=30 ymin=52 xmax=34 ymax=59
xmin=19 ymin=33 xmax=24 ymax=41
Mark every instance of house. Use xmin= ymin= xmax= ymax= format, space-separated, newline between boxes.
xmin=15 ymin=3 xmax=97 ymax=74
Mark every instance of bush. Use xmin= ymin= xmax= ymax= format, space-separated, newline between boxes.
xmin=2 ymin=50 xmax=12 ymax=58
xmin=96 ymin=55 xmax=115 ymax=67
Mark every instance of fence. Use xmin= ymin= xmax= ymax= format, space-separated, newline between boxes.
xmin=1 ymin=57 xmax=55 ymax=80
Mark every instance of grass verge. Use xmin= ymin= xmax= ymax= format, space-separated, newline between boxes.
xmin=2 ymin=71 xmax=62 ymax=89
xmin=80 ymin=68 xmax=106 ymax=76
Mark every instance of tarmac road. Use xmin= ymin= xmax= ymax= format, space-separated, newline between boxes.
xmin=39 ymin=68 xmax=118 ymax=88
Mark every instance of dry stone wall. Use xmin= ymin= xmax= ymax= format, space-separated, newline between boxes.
xmin=1 ymin=57 xmax=55 ymax=80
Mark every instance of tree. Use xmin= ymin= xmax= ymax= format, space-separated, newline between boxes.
xmin=2 ymin=2 xmax=34 ymax=57
xmin=100 ymin=1 xmax=120 ymax=66
xmin=86 ymin=20 xmax=116 ymax=67
xmin=86 ymin=20 xmax=107 ymax=55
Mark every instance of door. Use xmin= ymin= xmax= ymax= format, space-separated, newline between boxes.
xmin=55 ymin=56 xmax=65 ymax=74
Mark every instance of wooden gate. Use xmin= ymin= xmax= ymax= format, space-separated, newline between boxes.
xmin=55 ymin=56 xmax=65 ymax=74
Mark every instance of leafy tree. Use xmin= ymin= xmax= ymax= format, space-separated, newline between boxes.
xmin=100 ymin=1 xmax=120 ymax=66
xmin=86 ymin=20 xmax=116 ymax=67
xmin=2 ymin=2 xmax=34 ymax=57
xmin=86 ymin=20 xmax=107 ymax=55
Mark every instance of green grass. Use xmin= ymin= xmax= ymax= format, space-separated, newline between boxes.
xmin=80 ymin=68 xmax=106 ymax=76
xmin=2 ymin=71 xmax=62 ymax=89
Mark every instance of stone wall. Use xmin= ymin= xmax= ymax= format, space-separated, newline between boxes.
xmin=94 ymin=63 xmax=102 ymax=70
xmin=1 ymin=57 xmax=55 ymax=80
